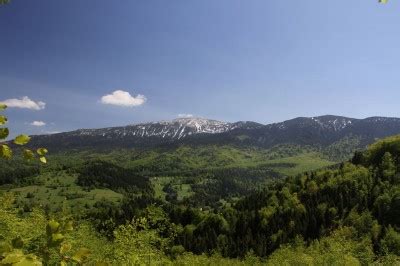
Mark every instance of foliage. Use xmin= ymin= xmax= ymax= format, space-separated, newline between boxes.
xmin=0 ymin=104 xmax=47 ymax=164
xmin=380 ymin=226 xmax=400 ymax=255
xmin=266 ymin=228 xmax=374 ymax=265
xmin=364 ymin=134 xmax=400 ymax=167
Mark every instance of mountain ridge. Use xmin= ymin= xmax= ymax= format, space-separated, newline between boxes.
xmin=26 ymin=115 xmax=400 ymax=156
xmin=34 ymin=115 xmax=400 ymax=136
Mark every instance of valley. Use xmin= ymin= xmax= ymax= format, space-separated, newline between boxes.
xmin=0 ymin=143 xmax=335 ymax=214
xmin=3 ymin=115 xmax=400 ymax=264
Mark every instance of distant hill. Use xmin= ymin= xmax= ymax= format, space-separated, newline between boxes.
xmin=25 ymin=115 xmax=400 ymax=160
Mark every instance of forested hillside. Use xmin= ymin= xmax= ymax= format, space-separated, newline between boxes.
xmin=2 ymin=135 xmax=400 ymax=264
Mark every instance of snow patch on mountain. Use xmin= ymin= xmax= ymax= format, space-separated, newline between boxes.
xmin=71 ymin=117 xmax=240 ymax=140
xmin=311 ymin=116 xmax=354 ymax=131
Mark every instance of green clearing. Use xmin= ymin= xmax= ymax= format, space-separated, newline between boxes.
xmin=266 ymin=152 xmax=335 ymax=176
xmin=151 ymin=176 xmax=172 ymax=200
xmin=0 ymin=171 xmax=123 ymax=213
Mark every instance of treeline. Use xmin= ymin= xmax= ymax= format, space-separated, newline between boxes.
xmin=0 ymin=159 xmax=40 ymax=185
xmin=76 ymin=160 xmax=152 ymax=193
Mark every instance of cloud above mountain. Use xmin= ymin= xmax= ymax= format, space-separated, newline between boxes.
xmin=30 ymin=121 xmax=46 ymax=126
xmin=1 ymin=96 xmax=45 ymax=110
xmin=101 ymin=90 xmax=146 ymax=107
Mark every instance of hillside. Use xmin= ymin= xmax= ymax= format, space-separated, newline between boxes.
xmin=2 ymin=135 xmax=400 ymax=264
xmin=0 ymin=144 xmax=334 ymax=213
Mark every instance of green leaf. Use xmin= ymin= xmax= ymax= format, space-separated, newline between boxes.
xmin=1 ymin=250 xmax=25 ymax=264
xmin=39 ymin=156 xmax=47 ymax=164
xmin=0 ymin=115 xmax=7 ymax=125
xmin=0 ymin=128 xmax=9 ymax=139
xmin=0 ymin=144 xmax=12 ymax=159
xmin=72 ymin=248 xmax=91 ymax=263
xmin=47 ymin=220 xmax=60 ymax=233
xmin=379 ymin=0 xmax=388 ymax=3
xmin=15 ymin=255 xmax=43 ymax=266
xmin=60 ymin=242 xmax=71 ymax=254
xmin=23 ymin=149 xmax=34 ymax=161
xmin=51 ymin=233 xmax=64 ymax=243
xmin=64 ymin=221 xmax=73 ymax=231
xmin=36 ymin=148 xmax=48 ymax=156
xmin=0 ymin=103 xmax=6 ymax=110
xmin=14 ymin=134 xmax=31 ymax=145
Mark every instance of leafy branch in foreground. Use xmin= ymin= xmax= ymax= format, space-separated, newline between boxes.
xmin=0 ymin=104 xmax=47 ymax=163
xmin=46 ymin=219 xmax=91 ymax=265
xmin=0 ymin=216 xmax=91 ymax=265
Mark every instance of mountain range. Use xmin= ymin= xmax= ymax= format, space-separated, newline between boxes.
xmin=25 ymin=115 xmax=400 ymax=159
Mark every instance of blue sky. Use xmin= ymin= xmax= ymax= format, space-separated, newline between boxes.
xmin=1 ymin=0 xmax=399 ymax=137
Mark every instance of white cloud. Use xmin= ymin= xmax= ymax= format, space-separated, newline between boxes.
xmin=30 ymin=121 xmax=46 ymax=127
xmin=178 ymin=114 xmax=194 ymax=118
xmin=0 ymin=96 xmax=45 ymax=110
xmin=101 ymin=90 xmax=146 ymax=107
